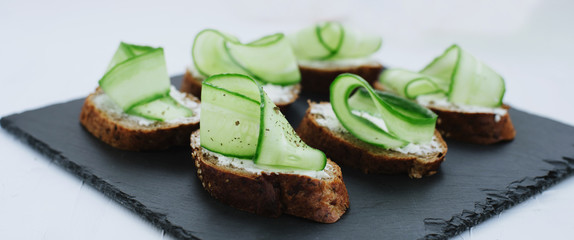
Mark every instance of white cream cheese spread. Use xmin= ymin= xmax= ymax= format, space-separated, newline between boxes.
xmin=416 ymin=94 xmax=507 ymax=122
xmin=201 ymin=147 xmax=331 ymax=179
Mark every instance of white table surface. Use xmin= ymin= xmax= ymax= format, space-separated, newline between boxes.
xmin=1 ymin=0 xmax=574 ymax=239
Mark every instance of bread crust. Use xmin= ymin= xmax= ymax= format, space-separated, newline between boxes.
xmin=430 ymin=105 xmax=516 ymax=145
xmin=296 ymin=102 xmax=447 ymax=178
xmin=79 ymin=89 xmax=200 ymax=151
xmin=180 ymin=69 xmax=203 ymax=99
xmin=181 ymin=69 xmax=300 ymax=111
xmin=299 ymin=63 xmax=384 ymax=93
xmin=190 ymin=131 xmax=350 ymax=223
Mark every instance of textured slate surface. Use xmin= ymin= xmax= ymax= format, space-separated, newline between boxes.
xmin=2 ymin=75 xmax=574 ymax=240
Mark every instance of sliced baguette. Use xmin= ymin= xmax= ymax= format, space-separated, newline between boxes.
xmin=79 ymin=88 xmax=200 ymax=151
xmin=422 ymin=103 xmax=516 ymax=145
xmin=374 ymin=81 xmax=516 ymax=144
xmin=190 ymin=130 xmax=350 ymax=223
xmin=181 ymin=68 xmax=301 ymax=110
xmin=298 ymin=60 xmax=384 ymax=93
xmin=296 ymin=101 xmax=447 ymax=178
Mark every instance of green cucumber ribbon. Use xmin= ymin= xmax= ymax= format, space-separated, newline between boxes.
xmin=380 ymin=44 xmax=505 ymax=108
xmin=331 ymin=74 xmax=437 ymax=148
xmin=200 ymin=74 xmax=326 ymax=170
xmin=288 ymin=21 xmax=382 ymax=60
xmin=192 ymin=29 xmax=301 ymax=86
xmin=99 ymin=42 xmax=192 ymax=121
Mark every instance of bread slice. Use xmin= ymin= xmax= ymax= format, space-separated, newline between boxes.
xmin=181 ymin=68 xmax=301 ymax=110
xmin=374 ymin=81 xmax=516 ymax=144
xmin=298 ymin=59 xmax=384 ymax=93
xmin=190 ymin=130 xmax=350 ymax=223
xmin=79 ymin=87 xmax=200 ymax=151
xmin=296 ymin=101 xmax=447 ymax=178
xmin=416 ymin=96 xmax=516 ymax=145
xmin=428 ymin=106 xmax=516 ymax=145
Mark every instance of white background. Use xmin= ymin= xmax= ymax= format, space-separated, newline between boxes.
xmin=1 ymin=0 xmax=574 ymax=239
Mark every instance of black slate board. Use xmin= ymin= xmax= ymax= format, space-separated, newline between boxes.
xmin=2 ymin=75 xmax=574 ymax=240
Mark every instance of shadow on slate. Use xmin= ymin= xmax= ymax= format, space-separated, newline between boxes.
xmin=2 ymin=74 xmax=574 ymax=240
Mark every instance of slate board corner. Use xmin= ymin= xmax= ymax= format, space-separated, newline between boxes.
xmin=422 ymin=154 xmax=574 ymax=239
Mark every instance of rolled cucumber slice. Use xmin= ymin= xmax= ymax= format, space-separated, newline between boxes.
xmin=200 ymin=74 xmax=261 ymax=158
xmin=448 ymin=48 xmax=505 ymax=107
xmin=254 ymin=92 xmax=326 ymax=170
xmin=287 ymin=23 xmax=333 ymax=60
xmin=332 ymin=26 xmax=382 ymax=60
xmin=381 ymin=45 xmax=505 ymax=107
xmin=289 ymin=21 xmax=382 ymax=60
xmin=331 ymin=74 xmax=437 ymax=148
xmin=105 ymin=42 xmax=155 ymax=72
xmin=127 ymin=96 xmax=193 ymax=121
xmin=200 ymin=74 xmax=326 ymax=170
xmin=420 ymin=45 xmax=459 ymax=82
xmin=317 ymin=22 xmax=344 ymax=57
xmin=99 ymin=42 xmax=192 ymax=122
xmin=192 ymin=29 xmax=249 ymax=78
xmin=226 ymin=33 xmax=301 ymax=85
xmin=192 ymin=29 xmax=300 ymax=85
xmin=421 ymin=44 xmax=505 ymax=107
xmin=380 ymin=69 xmax=447 ymax=99
xmin=99 ymin=43 xmax=170 ymax=112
